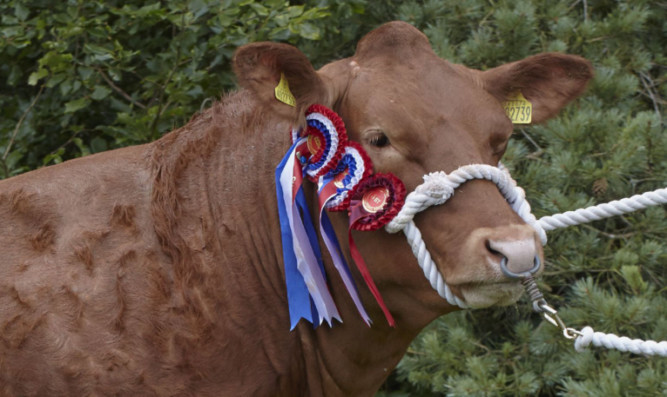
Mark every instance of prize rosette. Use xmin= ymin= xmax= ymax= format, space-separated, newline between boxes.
xmin=346 ymin=172 xmax=406 ymax=327
xmin=348 ymin=173 xmax=406 ymax=231
xmin=325 ymin=141 xmax=373 ymax=212
xmin=303 ymin=104 xmax=347 ymax=182
xmin=276 ymin=103 xmax=409 ymax=329
xmin=315 ymin=140 xmax=375 ymax=326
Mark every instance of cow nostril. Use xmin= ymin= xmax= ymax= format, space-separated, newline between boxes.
xmin=485 ymin=240 xmax=506 ymax=262
xmin=486 ymin=237 xmax=541 ymax=277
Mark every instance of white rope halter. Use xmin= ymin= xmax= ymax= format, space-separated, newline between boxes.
xmin=384 ymin=163 xmax=542 ymax=308
xmin=384 ymin=163 xmax=667 ymax=356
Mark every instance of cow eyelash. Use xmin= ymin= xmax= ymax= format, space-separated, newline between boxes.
xmin=369 ymin=132 xmax=390 ymax=148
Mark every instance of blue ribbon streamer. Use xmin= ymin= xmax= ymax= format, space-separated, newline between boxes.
xmin=275 ymin=142 xmax=318 ymax=329
xmin=295 ymin=188 xmax=327 ymax=277
xmin=320 ymin=211 xmax=360 ymax=297
xmin=318 ymin=173 xmax=369 ymax=324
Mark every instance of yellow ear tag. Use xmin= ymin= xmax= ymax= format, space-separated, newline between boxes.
xmin=503 ymin=92 xmax=532 ymax=124
xmin=275 ymin=73 xmax=296 ymax=107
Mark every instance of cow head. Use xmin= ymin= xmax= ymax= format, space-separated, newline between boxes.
xmin=234 ymin=22 xmax=592 ymax=321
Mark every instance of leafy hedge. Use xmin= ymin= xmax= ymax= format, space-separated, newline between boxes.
xmin=1 ymin=1 xmax=664 ymax=395
xmin=0 ymin=0 xmax=371 ymax=176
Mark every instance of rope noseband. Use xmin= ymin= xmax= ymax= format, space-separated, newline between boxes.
xmin=384 ymin=164 xmax=544 ymax=308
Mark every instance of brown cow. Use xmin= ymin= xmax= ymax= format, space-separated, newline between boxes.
xmin=0 ymin=22 xmax=592 ymax=396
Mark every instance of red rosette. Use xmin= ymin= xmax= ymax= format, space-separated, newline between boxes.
xmin=327 ymin=141 xmax=374 ymax=212
xmin=303 ymin=104 xmax=348 ymax=182
xmin=346 ymin=172 xmax=405 ymax=327
xmin=348 ymin=173 xmax=406 ymax=231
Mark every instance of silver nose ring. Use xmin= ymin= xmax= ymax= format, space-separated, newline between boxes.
xmin=499 ymin=255 xmax=541 ymax=279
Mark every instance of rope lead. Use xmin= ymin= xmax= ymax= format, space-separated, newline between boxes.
xmin=520 ymin=272 xmax=667 ymax=356
xmin=386 ymin=162 xmax=667 ymax=356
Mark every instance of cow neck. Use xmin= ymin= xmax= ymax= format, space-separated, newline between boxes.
xmin=299 ymin=191 xmax=456 ymax=395
xmin=152 ymin=90 xmax=296 ymax=326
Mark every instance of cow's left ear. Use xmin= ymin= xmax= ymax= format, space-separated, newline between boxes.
xmin=233 ymin=42 xmax=328 ymax=124
xmin=480 ymin=53 xmax=594 ymax=124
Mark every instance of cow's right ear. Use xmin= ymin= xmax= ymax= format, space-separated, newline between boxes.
xmin=233 ymin=42 xmax=328 ymax=124
xmin=479 ymin=53 xmax=594 ymax=124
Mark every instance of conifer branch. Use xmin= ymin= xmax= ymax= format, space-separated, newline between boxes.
xmin=519 ymin=129 xmax=544 ymax=158
xmin=638 ymin=72 xmax=662 ymax=120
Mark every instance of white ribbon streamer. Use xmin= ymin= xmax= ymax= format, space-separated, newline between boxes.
xmin=279 ymin=140 xmax=341 ymax=325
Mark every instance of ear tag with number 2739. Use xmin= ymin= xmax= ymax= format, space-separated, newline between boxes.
xmin=503 ymin=92 xmax=532 ymax=124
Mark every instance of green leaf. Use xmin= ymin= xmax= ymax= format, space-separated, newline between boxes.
xmin=42 ymin=148 xmax=65 ymax=166
xmin=72 ymin=137 xmax=90 ymax=157
xmin=28 ymin=68 xmax=49 ymax=86
xmin=14 ymin=2 xmax=30 ymax=21
xmin=84 ymin=44 xmax=114 ymax=61
xmin=5 ymin=150 xmax=24 ymax=171
xmin=46 ymin=73 xmax=67 ymax=88
xmin=90 ymin=137 xmax=108 ymax=153
xmin=135 ymin=2 xmax=162 ymax=17
xmin=64 ymin=97 xmax=90 ymax=113
xmin=294 ymin=22 xmax=321 ymax=40
xmin=248 ymin=3 xmax=269 ymax=16
xmin=6 ymin=65 xmax=22 ymax=86
xmin=39 ymin=51 xmax=74 ymax=71
xmin=188 ymin=0 xmax=209 ymax=18
xmin=91 ymin=85 xmax=112 ymax=100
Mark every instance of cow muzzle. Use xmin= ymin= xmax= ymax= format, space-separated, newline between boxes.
xmin=487 ymin=237 xmax=541 ymax=279
xmin=384 ymin=163 xmax=548 ymax=309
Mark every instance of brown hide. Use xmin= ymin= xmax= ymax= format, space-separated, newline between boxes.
xmin=0 ymin=22 xmax=592 ymax=396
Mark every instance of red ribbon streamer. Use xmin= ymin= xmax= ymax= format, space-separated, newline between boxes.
xmin=348 ymin=201 xmax=396 ymax=327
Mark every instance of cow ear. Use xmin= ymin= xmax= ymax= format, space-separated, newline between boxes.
xmin=480 ymin=53 xmax=593 ymax=124
xmin=233 ymin=42 xmax=328 ymax=124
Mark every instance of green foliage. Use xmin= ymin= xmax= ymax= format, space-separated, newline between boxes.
xmin=0 ymin=0 xmax=344 ymax=177
xmin=1 ymin=0 xmax=410 ymax=177
xmin=1 ymin=1 xmax=665 ymax=395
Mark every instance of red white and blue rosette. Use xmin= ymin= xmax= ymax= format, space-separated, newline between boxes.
xmin=315 ymin=141 xmax=374 ymax=325
xmin=275 ymin=104 xmax=350 ymax=329
xmin=323 ymin=141 xmax=373 ymax=212
xmin=276 ymin=103 xmax=408 ymax=329
xmin=303 ymin=104 xmax=347 ymax=182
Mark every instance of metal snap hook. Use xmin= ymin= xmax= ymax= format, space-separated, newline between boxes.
xmin=499 ymin=255 xmax=541 ymax=279
xmin=538 ymin=302 xmax=582 ymax=339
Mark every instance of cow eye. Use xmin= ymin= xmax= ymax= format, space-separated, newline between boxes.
xmin=369 ymin=132 xmax=390 ymax=148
